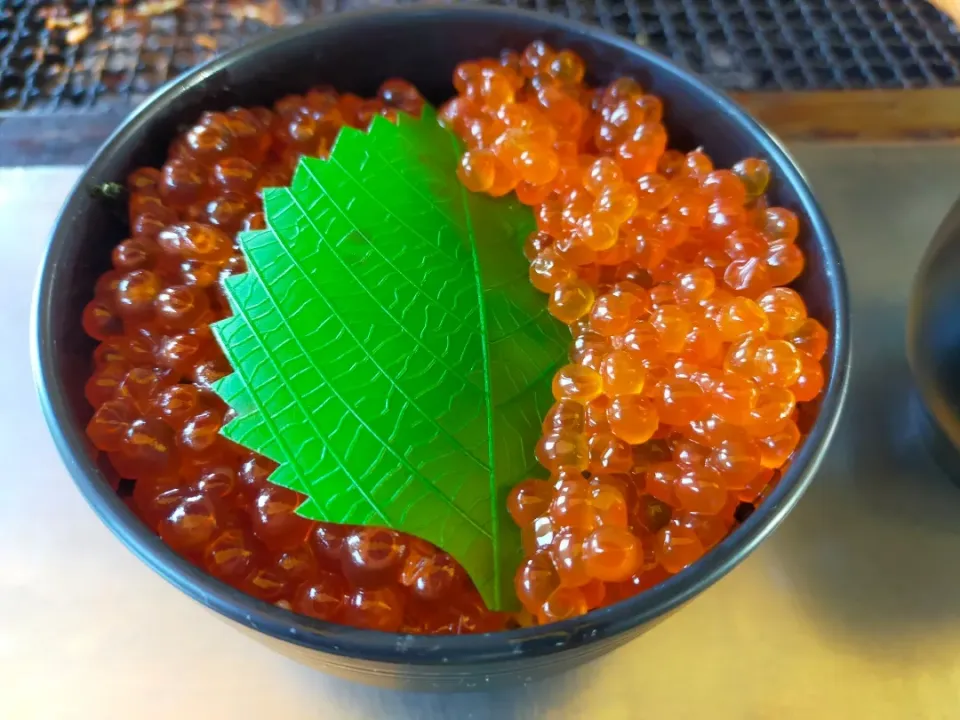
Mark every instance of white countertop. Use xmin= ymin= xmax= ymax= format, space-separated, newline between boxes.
xmin=5 ymin=146 xmax=960 ymax=719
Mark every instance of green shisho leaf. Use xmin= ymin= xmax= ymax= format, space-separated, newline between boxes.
xmin=210 ymin=107 xmax=568 ymax=611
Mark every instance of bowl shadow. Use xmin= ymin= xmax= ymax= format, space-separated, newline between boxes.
xmin=284 ymin=653 xmax=591 ymax=717
xmin=772 ymin=301 xmax=960 ymax=655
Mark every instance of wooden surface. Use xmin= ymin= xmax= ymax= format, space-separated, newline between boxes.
xmin=930 ymin=0 xmax=960 ymax=25
xmin=735 ymin=88 xmax=960 ymax=142
xmin=3 ymin=88 xmax=960 ymax=166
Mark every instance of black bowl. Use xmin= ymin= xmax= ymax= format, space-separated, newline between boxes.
xmin=33 ymin=5 xmax=851 ymax=690
xmin=908 ymin=194 xmax=960 ymax=479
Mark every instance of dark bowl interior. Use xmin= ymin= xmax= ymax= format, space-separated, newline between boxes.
xmin=33 ymin=5 xmax=850 ymax=688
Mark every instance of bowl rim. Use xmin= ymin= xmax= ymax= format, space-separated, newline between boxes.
xmin=33 ymin=4 xmax=851 ymax=667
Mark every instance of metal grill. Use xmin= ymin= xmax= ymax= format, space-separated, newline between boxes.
xmin=2 ymin=0 xmax=960 ymax=113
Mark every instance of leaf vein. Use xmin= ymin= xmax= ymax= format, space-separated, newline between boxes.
xmin=446 ymin=128 xmax=503 ymax=605
xmin=227 ymin=298 xmax=392 ymax=526
xmin=247 ymin=224 xmax=493 ymax=539
xmin=274 ymin=184 xmax=484 ymax=393
xmin=298 ymin=161 xmax=477 ymax=330
xmin=278 ymin=186 xmax=492 ymax=472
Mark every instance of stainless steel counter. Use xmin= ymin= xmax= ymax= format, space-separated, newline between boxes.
xmin=4 ymin=145 xmax=960 ymax=719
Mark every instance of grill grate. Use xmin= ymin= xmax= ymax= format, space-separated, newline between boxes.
xmin=2 ymin=0 xmax=960 ymax=113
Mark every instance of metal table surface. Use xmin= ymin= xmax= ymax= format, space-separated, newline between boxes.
xmin=4 ymin=144 xmax=960 ymax=719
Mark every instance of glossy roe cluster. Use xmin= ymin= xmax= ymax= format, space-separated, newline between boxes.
xmin=81 ymin=81 xmax=514 ymax=634
xmin=80 ymin=42 xmax=829 ymax=634
xmin=441 ymin=41 xmax=829 ymax=625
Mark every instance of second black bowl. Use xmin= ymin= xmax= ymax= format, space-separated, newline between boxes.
xmin=33 ymin=6 xmax=850 ymax=690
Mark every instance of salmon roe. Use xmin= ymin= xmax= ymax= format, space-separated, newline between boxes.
xmin=82 ymin=43 xmax=828 ymax=633
xmin=84 ymin=81 xmax=508 ymax=634
xmin=442 ymin=41 xmax=828 ymax=624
